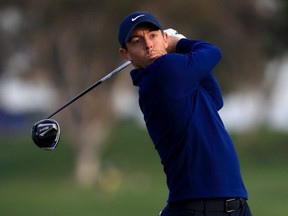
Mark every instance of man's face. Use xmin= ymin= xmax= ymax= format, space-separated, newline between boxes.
xmin=119 ymin=25 xmax=168 ymax=69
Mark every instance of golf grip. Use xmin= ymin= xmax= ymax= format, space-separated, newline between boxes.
xmin=46 ymin=61 xmax=131 ymax=119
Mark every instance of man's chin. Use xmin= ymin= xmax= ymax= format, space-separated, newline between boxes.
xmin=148 ymin=55 xmax=161 ymax=62
xmin=147 ymin=58 xmax=157 ymax=66
xmin=137 ymin=56 xmax=160 ymax=68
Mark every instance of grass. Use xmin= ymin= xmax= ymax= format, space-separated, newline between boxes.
xmin=1 ymin=122 xmax=288 ymax=215
xmin=231 ymin=128 xmax=288 ymax=215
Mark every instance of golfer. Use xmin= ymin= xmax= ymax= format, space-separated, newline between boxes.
xmin=118 ymin=11 xmax=252 ymax=216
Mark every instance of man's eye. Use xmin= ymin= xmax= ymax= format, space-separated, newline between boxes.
xmin=131 ymin=39 xmax=140 ymax=45
xmin=150 ymin=33 xmax=157 ymax=38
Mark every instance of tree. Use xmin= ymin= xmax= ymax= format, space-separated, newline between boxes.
xmin=1 ymin=0 xmax=287 ymax=187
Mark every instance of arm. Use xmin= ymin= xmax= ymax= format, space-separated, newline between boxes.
xmin=152 ymin=39 xmax=222 ymax=99
xmin=200 ymin=74 xmax=224 ymax=111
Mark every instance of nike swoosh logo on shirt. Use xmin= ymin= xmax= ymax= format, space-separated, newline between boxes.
xmin=131 ymin=14 xmax=145 ymax=22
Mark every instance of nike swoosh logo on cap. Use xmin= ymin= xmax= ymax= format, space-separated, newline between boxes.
xmin=131 ymin=14 xmax=145 ymax=22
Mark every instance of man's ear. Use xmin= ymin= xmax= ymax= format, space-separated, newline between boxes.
xmin=163 ymin=32 xmax=169 ymax=49
xmin=119 ymin=48 xmax=131 ymax=60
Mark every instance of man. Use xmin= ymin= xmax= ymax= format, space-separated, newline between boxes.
xmin=118 ymin=11 xmax=252 ymax=216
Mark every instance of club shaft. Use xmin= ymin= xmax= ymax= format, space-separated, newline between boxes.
xmin=46 ymin=61 xmax=131 ymax=119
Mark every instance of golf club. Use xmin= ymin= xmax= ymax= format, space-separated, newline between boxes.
xmin=31 ymin=28 xmax=181 ymax=150
xmin=31 ymin=61 xmax=131 ymax=150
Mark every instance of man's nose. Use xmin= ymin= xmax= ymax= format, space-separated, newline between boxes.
xmin=144 ymin=37 xmax=153 ymax=49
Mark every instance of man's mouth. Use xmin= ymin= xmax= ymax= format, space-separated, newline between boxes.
xmin=147 ymin=51 xmax=158 ymax=59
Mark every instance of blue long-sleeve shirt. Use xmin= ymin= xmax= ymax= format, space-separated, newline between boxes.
xmin=130 ymin=39 xmax=248 ymax=203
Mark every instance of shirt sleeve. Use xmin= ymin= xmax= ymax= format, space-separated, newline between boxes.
xmin=200 ymin=74 xmax=224 ymax=111
xmin=151 ymin=39 xmax=222 ymax=99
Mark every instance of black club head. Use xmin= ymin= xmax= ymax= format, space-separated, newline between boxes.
xmin=31 ymin=119 xmax=60 ymax=150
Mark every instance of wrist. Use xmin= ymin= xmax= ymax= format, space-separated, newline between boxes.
xmin=166 ymin=36 xmax=182 ymax=53
xmin=164 ymin=28 xmax=186 ymax=53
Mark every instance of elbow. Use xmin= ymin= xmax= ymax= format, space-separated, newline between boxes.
xmin=217 ymin=99 xmax=224 ymax=111
xmin=214 ymin=46 xmax=222 ymax=63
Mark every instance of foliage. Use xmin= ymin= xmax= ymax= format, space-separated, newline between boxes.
xmin=265 ymin=0 xmax=288 ymax=56
xmin=1 ymin=0 xmax=288 ymax=187
xmin=1 ymin=0 xmax=287 ymax=90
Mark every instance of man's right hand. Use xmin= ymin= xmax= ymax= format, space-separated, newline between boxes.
xmin=164 ymin=28 xmax=186 ymax=39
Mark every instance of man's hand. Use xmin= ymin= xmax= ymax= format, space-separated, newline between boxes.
xmin=164 ymin=28 xmax=186 ymax=53
xmin=164 ymin=28 xmax=186 ymax=39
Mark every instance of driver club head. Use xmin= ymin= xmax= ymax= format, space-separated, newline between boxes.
xmin=31 ymin=119 xmax=60 ymax=150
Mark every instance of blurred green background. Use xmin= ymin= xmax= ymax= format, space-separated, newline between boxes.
xmin=1 ymin=0 xmax=288 ymax=215
xmin=1 ymin=121 xmax=288 ymax=215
